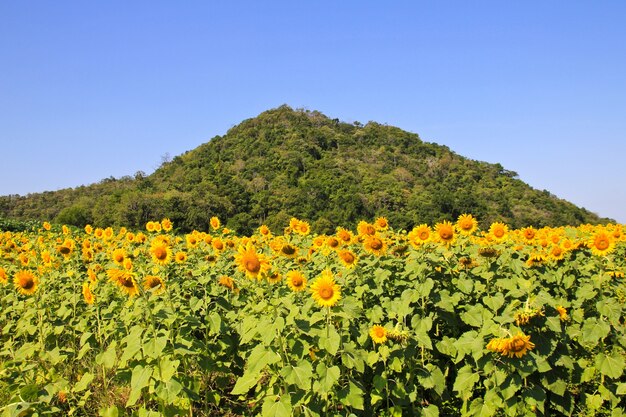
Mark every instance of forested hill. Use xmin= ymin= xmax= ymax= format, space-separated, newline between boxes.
xmin=0 ymin=105 xmax=610 ymax=234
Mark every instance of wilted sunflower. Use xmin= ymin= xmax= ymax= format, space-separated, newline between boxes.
xmin=286 ymin=270 xmax=307 ymax=292
xmin=235 ymin=242 xmax=270 ymax=280
xmin=14 ymin=270 xmax=39 ymax=296
xmin=82 ymin=282 xmax=95 ymax=304
xmin=310 ymin=269 xmax=341 ymax=307
xmin=456 ymin=214 xmax=478 ymax=235
xmin=588 ymin=231 xmax=614 ymax=256
xmin=143 ymin=275 xmax=166 ymax=294
xmin=434 ymin=221 xmax=456 ymax=246
xmin=218 ymin=275 xmax=235 ymax=290
xmin=556 ymin=306 xmax=569 ymax=322
xmin=501 ymin=333 xmax=535 ymax=358
xmin=369 ymin=325 xmax=388 ymax=344
xmin=488 ymin=222 xmax=509 ymax=242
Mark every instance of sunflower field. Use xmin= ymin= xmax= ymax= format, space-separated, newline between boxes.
xmin=1 ymin=215 xmax=626 ymax=417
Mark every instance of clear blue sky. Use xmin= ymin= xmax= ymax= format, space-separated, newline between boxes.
xmin=1 ymin=1 xmax=625 ymax=223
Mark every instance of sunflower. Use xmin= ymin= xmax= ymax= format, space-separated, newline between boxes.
xmin=235 ymin=242 xmax=270 ymax=280
xmin=588 ymin=231 xmax=614 ymax=256
xmin=286 ymin=270 xmax=307 ymax=292
xmin=556 ymin=306 xmax=569 ymax=322
xmin=337 ymin=249 xmax=358 ymax=268
xmin=374 ymin=217 xmax=389 ymax=231
xmin=123 ymin=258 xmax=133 ymax=271
xmin=456 ymin=214 xmax=478 ymax=235
xmin=548 ymin=245 xmax=565 ymax=261
xmin=279 ymin=243 xmax=299 ymax=258
xmin=146 ymin=221 xmax=156 ymax=233
xmin=212 ymin=237 xmax=225 ymax=252
xmin=82 ymin=282 xmax=95 ymax=304
xmin=325 ymin=237 xmax=340 ymax=251
xmin=210 ymin=216 xmax=221 ymax=230
xmin=408 ymin=224 xmax=431 ymax=247
xmin=357 ymin=221 xmax=376 ymax=237
xmin=84 ymin=224 xmax=93 ymax=234
xmin=14 ymin=270 xmax=39 ymax=296
xmin=43 ymin=221 xmax=52 ymax=231
xmin=310 ymin=269 xmax=341 ymax=307
xmin=107 ymin=269 xmax=139 ymax=297
xmin=608 ymin=271 xmax=625 ymax=278
xmin=186 ymin=234 xmax=199 ymax=249
xmin=369 ymin=325 xmax=388 ymax=344
xmin=57 ymin=239 xmax=74 ymax=257
xmin=488 ymin=222 xmax=509 ymax=242
xmin=175 ymin=251 xmax=188 ymax=264
xmin=295 ymin=220 xmax=311 ymax=236
xmin=112 ymin=248 xmax=126 ymax=265
xmin=501 ymin=333 xmax=535 ymax=358
xmin=258 ymin=224 xmax=272 ymax=237
xmin=161 ymin=218 xmax=173 ymax=232
xmin=434 ymin=221 xmax=456 ymax=246
xmin=150 ymin=242 xmax=172 ymax=266
xmin=218 ymin=275 xmax=236 ymax=290
xmin=520 ymin=226 xmax=536 ymax=242
xmin=0 ymin=267 xmax=7 ymax=284
xmin=266 ymin=271 xmax=282 ymax=284
xmin=336 ymin=227 xmax=353 ymax=244
xmin=144 ymin=275 xmax=166 ymax=294
xmin=363 ymin=235 xmax=386 ymax=256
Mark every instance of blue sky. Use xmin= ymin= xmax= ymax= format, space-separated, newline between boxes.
xmin=1 ymin=1 xmax=625 ymax=223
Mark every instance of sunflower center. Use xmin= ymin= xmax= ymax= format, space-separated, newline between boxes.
xmin=292 ymin=276 xmax=303 ymax=287
xmin=282 ymin=245 xmax=296 ymax=255
xmin=59 ymin=246 xmax=71 ymax=255
xmin=595 ymin=237 xmax=609 ymax=250
xmin=154 ymin=247 xmax=167 ymax=260
xmin=245 ymin=258 xmax=261 ymax=273
xmin=320 ymin=287 xmax=334 ymax=299
xmin=214 ymin=241 xmax=224 ymax=250
xmin=328 ymin=238 xmax=339 ymax=248
xmin=375 ymin=328 xmax=385 ymax=338
xmin=419 ymin=231 xmax=429 ymax=240
xmin=341 ymin=252 xmax=355 ymax=263
xmin=440 ymin=229 xmax=453 ymax=240
xmin=370 ymin=238 xmax=383 ymax=250
xmin=121 ymin=277 xmax=134 ymax=288
xmin=494 ymin=228 xmax=505 ymax=238
xmin=20 ymin=277 xmax=34 ymax=290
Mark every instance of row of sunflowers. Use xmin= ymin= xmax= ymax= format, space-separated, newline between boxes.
xmin=1 ymin=215 xmax=625 ymax=416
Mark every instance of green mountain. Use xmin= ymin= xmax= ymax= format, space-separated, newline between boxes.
xmin=0 ymin=105 xmax=610 ymax=234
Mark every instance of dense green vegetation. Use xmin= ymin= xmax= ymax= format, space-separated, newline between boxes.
xmin=0 ymin=106 xmax=610 ymax=234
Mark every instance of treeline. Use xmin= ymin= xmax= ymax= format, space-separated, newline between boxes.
xmin=0 ymin=106 xmax=610 ymax=234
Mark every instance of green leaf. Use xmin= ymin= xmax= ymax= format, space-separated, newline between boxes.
xmin=247 ymin=344 xmax=281 ymax=375
xmin=461 ymin=304 xmax=491 ymax=328
xmin=315 ymin=363 xmax=340 ymax=394
xmin=73 ymin=372 xmax=95 ymax=393
xmin=99 ymin=406 xmax=120 ymax=417
xmin=261 ymin=394 xmax=292 ymax=417
xmin=421 ymin=404 xmax=439 ymax=417
xmin=156 ymin=356 xmax=180 ymax=382
xmin=19 ymin=384 xmax=40 ymax=402
xmin=320 ymin=325 xmax=341 ymax=355
xmin=338 ymin=381 xmax=365 ymax=410
xmin=616 ymin=383 xmax=626 ymax=395
xmin=453 ymin=365 xmax=479 ymax=401
xmin=127 ymin=365 xmax=153 ymax=406
xmin=231 ymin=369 xmax=261 ymax=396
xmin=482 ymin=293 xmax=505 ymax=313
xmin=581 ymin=318 xmax=611 ymax=347
xmin=155 ymin=378 xmax=183 ymax=404
xmin=96 ymin=343 xmax=117 ymax=369
xmin=595 ymin=352 xmax=625 ymax=379
xmin=143 ymin=335 xmax=168 ymax=359
xmin=281 ymin=360 xmax=313 ymax=390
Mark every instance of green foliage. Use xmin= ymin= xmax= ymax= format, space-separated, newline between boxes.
xmin=0 ymin=106 xmax=611 ymax=233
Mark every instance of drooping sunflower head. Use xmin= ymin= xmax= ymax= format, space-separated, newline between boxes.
xmin=82 ymin=282 xmax=95 ymax=304
xmin=107 ymin=269 xmax=139 ymax=297
xmin=434 ymin=221 xmax=456 ymax=246
xmin=555 ymin=306 xmax=569 ymax=322
xmin=143 ymin=275 xmax=166 ymax=295
xmin=310 ymin=269 xmax=341 ymax=308
xmin=286 ymin=270 xmax=307 ymax=292
xmin=456 ymin=214 xmax=478 ymax=235
xmin=14 ymin=270 xmax=38 ymax=295
xmin=502 ymin=333 xmax=535 ymax=358
xmin=369 ymin=325 xmax=388 ymax=344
